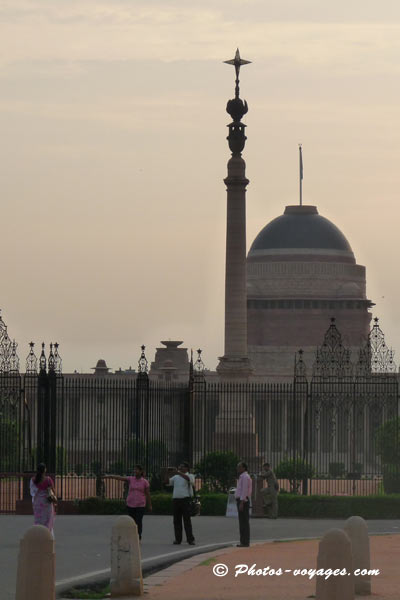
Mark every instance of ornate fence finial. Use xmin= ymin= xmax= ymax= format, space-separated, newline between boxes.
xmin=54 ymin=342 xmax=62 ymax=374
xmin=39 ymin=342 xmax=47 ymax=373
xmin=0 ymin=312 xmax=7 ymax=344
xmin=26 ymin=342 xmax=38 ymax=374
xmin=294 ymin=349 xmax=307 ymax=378
xmin=189 ymin=349 xmax=194 ymax=384
xmin=312 ymin=319 xmax=352 ymax=378
xmin=369 ymin=317 xmax=397 ymax=373
xmin=138 ymin=344 xmax=148 ymax=374
xmin=194 ymin=348 xmax=205 ymax=375
xmin=48 ymin=342 xmax=55 ymax=372
xmin=10 ymin=340 xmax=20 ymax=373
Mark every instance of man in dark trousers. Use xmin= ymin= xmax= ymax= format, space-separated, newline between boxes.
xmin=168 ymin=462 xmax=195 ymax=545
xmin=235 ymin=462 xmax=252 ymax=547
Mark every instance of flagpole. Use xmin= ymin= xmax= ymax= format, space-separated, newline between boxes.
xmin=299 ymin=144 xmax=303 ymax=206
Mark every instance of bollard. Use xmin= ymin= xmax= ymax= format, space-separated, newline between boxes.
xmin=316 ymin=528 xmax=354 ymax=600
xmin=111 ymin=515 xmax=143 ymax=597
xmin=344 ymin=516 xmax=371 ymax=595
xmin=15 ymin=525 xmax=55 ymax=600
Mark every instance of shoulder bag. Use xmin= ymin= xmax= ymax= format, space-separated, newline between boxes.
xmin=187 ymin=478 xmax=200 ymax=517
xmin=47 ymin=488 xmax=58 ymax=504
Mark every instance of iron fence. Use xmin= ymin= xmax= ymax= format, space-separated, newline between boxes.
xmin=0 ymin=316 xmax=399 ymax=512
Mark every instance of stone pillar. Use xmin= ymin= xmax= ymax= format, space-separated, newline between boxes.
xmin=344 ymin=516 xmax=371 ymax=595
xmin=217 ymin=50 xmax=253 ymax=380
xmin=316 ymin=528 xmax=354 ymax=600
xmin=15 ymin=525 xmax=55 ymax=600
xmin=217 ymin=156 xmax=253 ymax=379
xmin=111 ymin=515 xmax=143 ymax=597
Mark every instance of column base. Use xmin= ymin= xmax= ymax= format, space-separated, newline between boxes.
xmin=216 ymin=355 xmax=254 ymax=379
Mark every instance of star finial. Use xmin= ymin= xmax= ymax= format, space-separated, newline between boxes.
xmin=224 ymin=48 xmax=251 ymax=98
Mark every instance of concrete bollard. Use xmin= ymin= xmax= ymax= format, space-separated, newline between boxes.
xmin=316 ymin=528 xmax=354 ymax=600
xmin=344 ymin=516 xmax=371 ymax=595
xmin=15 ymin=525 xmax=55 ymax=600
xmin=111 ymin=515 xmax=143 ymax=597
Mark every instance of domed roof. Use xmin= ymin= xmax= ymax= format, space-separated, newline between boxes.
xmin=249 ymin=206 xmax=353 ymax=256
xmin=92 ymin=359 xmax=110 ymax=372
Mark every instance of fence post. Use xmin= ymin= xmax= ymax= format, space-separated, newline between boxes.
xmin=136 ymin=345 xmax=149 ymax=472
xmin=15 ymin=525 xmax=55 ymax=600
xmin=302 ymin=382 xmax=310 ymax=495
xmin=36 ymin=344 xmax=49 ymax=466
xmin=47 ymin=344 xmax=57 ymax=475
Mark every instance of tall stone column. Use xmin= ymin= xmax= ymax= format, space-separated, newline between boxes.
xmin=217 ymin=49 xmax=253 ymax=380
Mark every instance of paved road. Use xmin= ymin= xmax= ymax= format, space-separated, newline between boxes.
xmin=1 ymin=515 xmax=399 ymax=599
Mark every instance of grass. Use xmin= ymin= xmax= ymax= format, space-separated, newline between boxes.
xmin=61 ymin=583 xmax=110 ymax=599
xmin=199 ymin=557 xmax=218 ymax=566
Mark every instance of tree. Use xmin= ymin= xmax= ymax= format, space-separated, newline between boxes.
xmin=375 ymin=417 xmax=400 ymax=465
xmin=375 ymin=417 xmax=400 ymax=493
xmin=0 ymin=419 xmax=20 ymax=471
xmin=275 ymin=457 xmax=314 ymax=494
xmin=56 ymin=446 xmax=68 ymax=475
xmin=195 ymin=451 xmax=239 ymax=493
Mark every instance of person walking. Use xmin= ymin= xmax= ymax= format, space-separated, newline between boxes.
xmin=235 ymin=462 xmax=252 ymax=547
xmin=260 ymin=461 xmax=279 ymax=518
xmin=105 ymin=465 xmax=152 ymax=540
xmin=168 ymin=462 xmax=195 ymax=545
xmin=29 ymin=463 xmax=56 ymax=537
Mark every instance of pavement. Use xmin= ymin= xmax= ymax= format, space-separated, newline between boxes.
xmin=1 ymin=514 xmax=400 ymax=599
xmin=143 ymin=534 xmax=400 ymax=600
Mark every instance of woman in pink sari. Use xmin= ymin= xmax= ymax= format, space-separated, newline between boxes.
xmin=30 ymin=463 xmax=56 ymax=537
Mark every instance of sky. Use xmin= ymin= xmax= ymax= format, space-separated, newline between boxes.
xmin=1 ymin=0 xmax=400 ymax=373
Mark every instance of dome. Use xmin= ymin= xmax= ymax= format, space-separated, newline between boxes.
xmin=92 ymin=359 xmax=110 ymax=372
xmin=249 ymin=205 xmax=353 ymax=257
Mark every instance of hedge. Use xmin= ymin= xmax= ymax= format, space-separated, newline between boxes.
xmin=277 ymin=494 xmax=400 ymax=519
xmin=75 ymin=493 xmax=228 ymax=516
xmin=75 ymin=493 xmax=400 ymax=519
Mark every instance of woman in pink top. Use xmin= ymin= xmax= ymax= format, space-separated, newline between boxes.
xmin=29 ymin=463 xmax=56 ymax=537
xmin=105 ymin=465 xmax=152 ymax=540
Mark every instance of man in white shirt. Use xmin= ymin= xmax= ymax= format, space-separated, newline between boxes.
xmin=168 ymin=462 xmax=195 ymax=545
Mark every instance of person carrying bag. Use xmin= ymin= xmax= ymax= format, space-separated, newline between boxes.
xmin=167 ymin=462 xmax=196 ymax=545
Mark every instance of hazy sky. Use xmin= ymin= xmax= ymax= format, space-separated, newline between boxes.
xmin=1 ymin=0 xmax=400 ymax=373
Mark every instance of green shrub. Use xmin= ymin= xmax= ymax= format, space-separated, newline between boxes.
xmin=375 ymin=417 xmax=400 ymax=464
xmin=275 ymin=457 xmax=314 ymax=493
xmin=76 ymin=497 xmax=126 ymax=515
xmin=195 ymin=451 xmax=239 ymax=493
xmin=74 ymin=492 xmax=400 ymax=519
xmin=90 ymin=461 xmax=103 ymax=476
xmin=75 ymin=492 xmax=228 ymax=516
xmin=0 ymin=419 xmax=19 ymax=471
xmin=329 ymin=462 xmax=345 ymax=478
xmin=56 ymin=446 xmax=68 ymax=475
xmin=383 ymin=464 xmax=400 ymax=494
xmin=198 ymin=493 xmax=227 ymax=516
xmin=109 ymin=461 xmax=126 ymax=476
xmin=151 ymin=493 xmax=174 ymax=515
xmin=278 ymin=494 xmax=400 ymax=519
xmin=150 ymin=473 xmax=163 ymax=492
